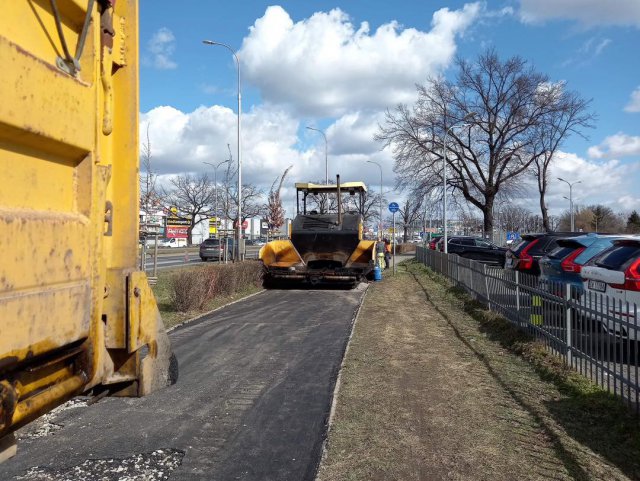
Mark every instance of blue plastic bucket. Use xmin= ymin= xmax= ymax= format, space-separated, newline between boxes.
xmin=373 ymin=266 xmax=382 ymax=281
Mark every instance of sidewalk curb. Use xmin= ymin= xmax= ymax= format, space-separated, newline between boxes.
xmin=317 ymin=282 xmax=370 ymax=469
xmin=166 ymin=289 xmax=267 ymax=333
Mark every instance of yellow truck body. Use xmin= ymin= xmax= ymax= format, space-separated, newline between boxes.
xmin=0 ymin=0 xmax=173 ymax=449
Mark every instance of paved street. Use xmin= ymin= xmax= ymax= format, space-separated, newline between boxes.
xmin=142 ymin=246 xmax=262 ymax=272
xmin=3 ymin=287 xmax=366 ymax=481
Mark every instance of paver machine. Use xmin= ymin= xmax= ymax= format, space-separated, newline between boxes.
xmin=259 ymin=177 xmax=376 ymax=287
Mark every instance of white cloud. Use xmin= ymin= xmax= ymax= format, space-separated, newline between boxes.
xmin=239 ymin=4 xmax=480 ymax=117
xmin=624 ymin=86 xmax=640 ymax=112
xmin=561 ymin=36 xmax=612 ymax=67
xmin=519 ymin=0 xmax=640 ymax=27
xmin=141 ymin=105 xmax=311 ymax=188
xmin=323 ymin=111 xmax=384 ymax=156
xmin=588 ymin=133 xmax=640 ymax=159
xmin=618 ymin=195 xmax=640 ymax=211
xmin=531 ymin=151 xmax=640 ymax=214
xmin=147 ymin=28 xmax=177 ymax=70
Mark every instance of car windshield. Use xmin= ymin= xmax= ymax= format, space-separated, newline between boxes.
xmin=594 ymin=244 xmax=640 ymax=270
xmin=547 ymin=246 xmax=576 ymax=259
xmin=475 ymin=239 xmax=493 ymax=248
xmin=202 ymin=239 xmax=220 ymax=246
xmin=575 ymin=238 xmax=619 ymax=265
xmin=510 ymin=239 xmax=531 ymax=255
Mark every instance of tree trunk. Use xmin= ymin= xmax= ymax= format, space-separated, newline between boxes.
xmin=187 ymin=226 xmax=193 ymax=246
xmin=483 ymin=195 xmax=494 ymax=239
xmin=540 ymin=195 xmax=550 ymax=232
xmin=403 ymin=225 xmax=408 ymax=242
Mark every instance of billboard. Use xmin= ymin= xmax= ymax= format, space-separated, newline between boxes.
xmin=166 ymin=216 xmax=190 ymax=239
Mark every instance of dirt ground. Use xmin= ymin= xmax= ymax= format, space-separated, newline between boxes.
xmin=316 ymin=263 xmax=638 ymax=481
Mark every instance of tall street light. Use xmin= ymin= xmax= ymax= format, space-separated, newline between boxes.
xmin=557 ymin=177 xmax=581 ymax=231
xmin=306 ymin=126 xmax=328 ymax=184
xmin=203 ymin=40 xmax=243 ymax=260
xmin=366 ymin=160 xmax=383 ymax=241
xmin=203 ymin=159 xmax=230 ymax=238
xmin=443 ymin=113 xmax=476 ymax=253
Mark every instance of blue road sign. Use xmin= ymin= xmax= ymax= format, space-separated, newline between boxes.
xmin=388 ymin=202 xmax=399 ymax=213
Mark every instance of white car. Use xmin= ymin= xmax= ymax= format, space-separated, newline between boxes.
xmin=580 ymin=238 xmax=640 ymax=340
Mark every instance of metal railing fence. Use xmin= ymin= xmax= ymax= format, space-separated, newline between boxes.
xmin=415 ymin=246 xmax=640 ymax=413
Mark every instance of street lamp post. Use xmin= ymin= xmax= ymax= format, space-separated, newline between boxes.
xmin=203 ymin=40 xmax=243 ymax=260
xmin=557 ymin=177 xmax=581 ymax=231
xmin=366 ymin=160 xmax=383 ymax=241
xmin=203 ymin=159 xmax=230 ymax=239
xmin=443 ymin=113 xmax=476 ymax=253
xmin=306 ymin=126 xmax=328 ymax=184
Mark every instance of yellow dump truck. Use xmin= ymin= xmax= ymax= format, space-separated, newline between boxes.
xmin=0 ymin=0 xmax=174 ymax=459
xmin=259 ymin=178 xmax=376 ymax=287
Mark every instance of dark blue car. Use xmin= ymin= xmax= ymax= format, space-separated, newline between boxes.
xmin=539 ymin=234 xmax=631 ymax=295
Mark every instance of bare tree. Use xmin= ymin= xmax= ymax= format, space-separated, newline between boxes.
xmin=376 ymin=50 xmax=589 ymax=237
xmin=218 ymin=164 xmax=265 ymax=229
xmin=306 ymin=179 xmax=338 ymax=214
xmin=397 ymin=193 xmax=424 ymax=242
xmin=530 ymin=85 xmax=594 ymax=230
xmin=362 ymin=191 xmax=385 ymax=226
xmin=163 ymin=173 xmax=215 ymax=244
xmin=558 ymin=205 xmax=623 ymax=232
xmin=266 ymin=166 xmax=293 ymax=238
xmin=140 ymin=124 xmax=159 ymax=216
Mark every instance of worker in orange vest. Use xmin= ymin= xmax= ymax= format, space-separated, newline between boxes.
xmin=384 ymin=238 xmax=391 ymax=269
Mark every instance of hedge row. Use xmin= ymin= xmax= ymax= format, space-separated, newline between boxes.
xmin=169 ymin=261 xmax=263 ymax=312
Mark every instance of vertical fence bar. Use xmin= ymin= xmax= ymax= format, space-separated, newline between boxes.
xmin=484 ymin=264 xmax=490 ymax=310
xmin=565 ymin=283 xmax=572 ymax=366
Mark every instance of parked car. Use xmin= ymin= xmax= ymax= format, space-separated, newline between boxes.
xmin=505 ymin=232 xmax=584 ymax=277
xmin=539 ymin=234 xmax=631 ymax=295
xmin=199 ymin=238 xmax=234 ymax=261
xmin=142 ymin=237 xmax=186 ymax=248
xmin=159 ymin=238 xmax=187 ymax=248
xmin=428 ymin=235 xmax=443 ymax=250
xmin=441 ymin=236 xmax=507 ymax=266
xmin=580 ymin=238 xmax=640 ymax=340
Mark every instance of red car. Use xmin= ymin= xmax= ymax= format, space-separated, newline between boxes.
xmin=428 ymin=236 xmax=443 ymax=250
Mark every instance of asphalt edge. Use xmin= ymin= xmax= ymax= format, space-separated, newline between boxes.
xmin=166 ymin=289 xmax=267 ymax=333
xmin=314 ymin=282 xmax=370 ymax=478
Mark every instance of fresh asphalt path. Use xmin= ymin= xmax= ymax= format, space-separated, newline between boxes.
xmin=3 ymin=287 xmax=366 ymax=481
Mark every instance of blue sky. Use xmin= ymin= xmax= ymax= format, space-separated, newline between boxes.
xmin=138 ymin=1 xmax=640 ymax=217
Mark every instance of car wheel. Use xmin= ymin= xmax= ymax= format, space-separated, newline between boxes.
xmin=200 ymin=256 xmax=206 ymax=262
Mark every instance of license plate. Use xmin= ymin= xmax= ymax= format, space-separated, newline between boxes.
xmin=504 ymin=257 xmax=513 ymax=268
xmin=588 ymin=279 xmax=606 ymax=292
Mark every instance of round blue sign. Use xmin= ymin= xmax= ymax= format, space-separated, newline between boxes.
xmin=388 ymin=202 xmax=399 ymax=213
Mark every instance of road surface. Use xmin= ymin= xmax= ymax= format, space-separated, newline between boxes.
xmin=142 ymin=246 xmax=262 ymax=272
xmin=3 ymin=286 xmax=366 ymax=481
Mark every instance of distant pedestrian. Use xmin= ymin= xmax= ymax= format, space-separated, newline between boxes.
xmin=384 ymin=238 xmax=391 ymax=269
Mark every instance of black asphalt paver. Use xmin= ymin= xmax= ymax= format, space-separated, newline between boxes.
xmin=2 ymin=287 xmax=366 ymax=481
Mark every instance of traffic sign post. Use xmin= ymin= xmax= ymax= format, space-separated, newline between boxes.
xmin=389 ymin=202 xmax=399 ymax=275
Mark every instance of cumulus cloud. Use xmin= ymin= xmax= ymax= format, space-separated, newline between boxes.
xmin=624 ymin=86 xmax=640 ymax=113
xmin=147 ymin=28 xmax=177 ymax=69
xmin=239 ymin=4 xmax=481 ymax=117
xmin=588 ymin=133 xmax=640 ymax=159
xmin=537 ymin=151 xmax=639 ymax=213
xmin=322 ymin=111 xmax=385 ymax=156
xmin=519 ymin=0 xmax=640 ymax=27
xmin=141 ymin=105 xmax=311 ymax=187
